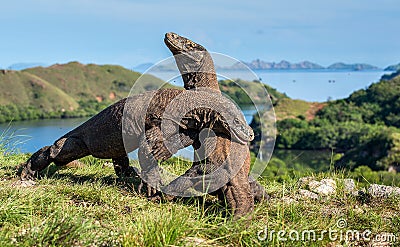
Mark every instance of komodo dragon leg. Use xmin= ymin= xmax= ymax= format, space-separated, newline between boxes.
xmin=138 ymin=126 xmax=198 ymax=197
xmin=214 ymin=145 xmax=254 ymax=219
xmin=112 ymin=156 xmax=139 ymax=178
xmin=19 ymin=136 xmax=137 ymax=181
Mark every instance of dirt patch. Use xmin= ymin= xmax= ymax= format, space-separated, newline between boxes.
xmin=306 ymin=102 xmax=326 ymax=120
xmin=96 ymin=96 xmax=103 ymax=102
xmin=109 ymin=92 xmax=116 ymax=100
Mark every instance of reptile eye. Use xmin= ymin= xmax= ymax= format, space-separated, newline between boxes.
xmin=233 ymin=118 xmax=241 ymax=125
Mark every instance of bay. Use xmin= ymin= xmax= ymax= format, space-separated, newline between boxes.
xmin=239 ymin=70 xmax=388 ymax=102
xmin=151 ymin=70 xmax=388 ymax=102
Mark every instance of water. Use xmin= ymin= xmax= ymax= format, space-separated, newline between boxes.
xmin=0 ymin=118 xmax=89 ymax=153
xmin=152 ymin=70 xmax=388 ymax=102
xmin=246 ymin=70 xmax=387 ymax=102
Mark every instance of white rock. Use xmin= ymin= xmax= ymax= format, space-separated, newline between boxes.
xmin=368 ymin=184 xmax=400 ymax=198
xmin=309 ymin=179 xmax=336 ymax=196
xmin=298 ymin=189 xmax=319 ymax=200
xmin=343 ymin=179 xmax=356 ymax=193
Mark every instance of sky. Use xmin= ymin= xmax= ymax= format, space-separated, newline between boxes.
xmin=0 ymin=0 xmax=399 ymax=69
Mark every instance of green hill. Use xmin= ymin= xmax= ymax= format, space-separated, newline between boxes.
xmin=0 ymin=70 xmax=79 ymax=112
xmin=219 ymin=78 xmax=288 ymax=106
xmin=0 ymin=62 xmax=167 ymax=123
xmin=24 ymin=62 xmax=165 ymax=102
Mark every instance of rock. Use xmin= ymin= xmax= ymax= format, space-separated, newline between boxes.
xmin=184 ymin=237 xmax=207 ymax=246
xmin=309 ymin=179 xmax=336 ymax=196
xmin=281 ymin=196 xmax=296 ymax=204
xmin=298 ymin=189 xmax=319 ymax=200
xmin=353 ymin=205 xmax=364 ymax=214
xmin=11 ymin=180 xmax=36 ymax=187
xmin=343 ymin=179 xmax=356 ymax=193
xmin=321 ymin=179 xmax=336 ymax=190
xmin=368 ymin=184 xmax=400 ymax=198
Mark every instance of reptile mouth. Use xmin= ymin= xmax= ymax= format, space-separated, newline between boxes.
xmin=164 ymin=33 xmax=180 ymax=53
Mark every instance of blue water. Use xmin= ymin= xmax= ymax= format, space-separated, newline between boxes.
xmin=0 ymin=107 xmax=258 ymax=154
xmin=249 ymin=70 xmax=387 ymax=102
xmin=152 ymin=70 xmax=388 ymax=102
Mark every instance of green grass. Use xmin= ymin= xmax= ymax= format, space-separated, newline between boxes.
xmin=0 ymin=150 xmax=399 ymax=246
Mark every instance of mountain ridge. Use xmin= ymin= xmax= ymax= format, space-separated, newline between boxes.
xmin=384 ymin=63 xmax=400 ymax=71
xmin=134 ymin=59 xmax=382 ymax=71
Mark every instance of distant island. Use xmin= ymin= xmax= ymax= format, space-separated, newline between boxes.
xmin=134 ymin=59 xmax=382 ymax=72
xmin=230 ymin=60 xmax=382 ymax=71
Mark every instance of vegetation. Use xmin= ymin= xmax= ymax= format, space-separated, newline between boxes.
xmin=219 ymin=79 xmax=288 ymax=106
xmin=0 ymin=100 xmax=111 ymax=123
xmin=381 ymin=69 xmax=400 ymax=81
xmin=254 ymin=74 xmax=400 ymax=172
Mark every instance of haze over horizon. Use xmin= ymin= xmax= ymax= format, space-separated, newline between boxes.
xmin=1 ymin=0 xmax=399 ymax=69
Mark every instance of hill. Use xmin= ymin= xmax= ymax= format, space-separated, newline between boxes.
xmin=381 ymin=69 xmax=400 ymax=81
xmin=327 ymin=62 xmax=380 ymax=71
xmin=384 ymin=63 xmax=400 ymax=71
xmin=0 ymin=62 xmax=166 ymax=123
xmin=218 ymin=79 xmax=288 ymax=106
xmin=0 ymin=70 xmax=79 ymax=112
xmin=24 ymin=62 xmax=164 ymax=102
xmin=231 ymin=59 xmax=324 ymax=70
xmin=136 ymin=60 xmax=382 ymax=71
xmin=273 ymin=98 xmax=325 ymax=120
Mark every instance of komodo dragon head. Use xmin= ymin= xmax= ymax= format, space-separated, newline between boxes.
xmin=211 ymin=110 xmax=254 ymax=145
xmin=164 ymin=32 xmax=207 ymax=54
xmin=164 ymin=32 xmax=219 ymax=91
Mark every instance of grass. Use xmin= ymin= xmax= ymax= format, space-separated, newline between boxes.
xmin=0 ymin=148 xmax=399 ymax=246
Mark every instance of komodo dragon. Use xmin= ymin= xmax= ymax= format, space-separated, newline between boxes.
xmin=18 ymin=88 xmax=254 ymax=197
xmin=163 ymin=32 xmax=268 ymax=217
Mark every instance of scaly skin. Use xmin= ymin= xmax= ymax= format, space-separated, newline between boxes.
xmin=164 ymin=32 xmax=268 ymax=218
xmin=18 ymin=89 xmax=254 ymax=198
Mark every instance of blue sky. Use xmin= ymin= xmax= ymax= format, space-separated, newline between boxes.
xmin=0 ymin=0 xmax=399 ymax=69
